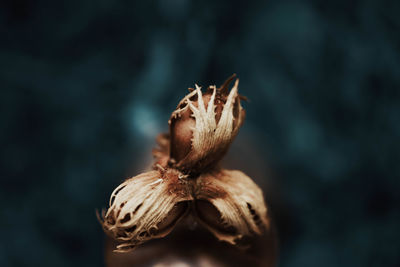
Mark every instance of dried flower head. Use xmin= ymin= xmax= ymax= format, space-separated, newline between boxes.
xmin=99 ymin=75 xmax=270 ymax=252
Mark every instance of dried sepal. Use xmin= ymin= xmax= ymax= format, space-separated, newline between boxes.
xmin=194 ymin=169 xmax=269 ymax=245
xmin=99 ymin=169 xmax=192 ymax=252
xmin=169 ymin=76 xmax=245 ymax=173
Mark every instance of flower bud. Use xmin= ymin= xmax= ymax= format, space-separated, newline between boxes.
xmin=169 ymin=75 xmax=245 ymax=173
xmin=98 ymin=168 xmax=192 ymax=252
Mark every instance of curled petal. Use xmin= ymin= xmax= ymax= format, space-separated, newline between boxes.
xmin=194 ymin=169 xmax=269 ymax=245
xmin=99 ymin=169 xmax=192 ymax=252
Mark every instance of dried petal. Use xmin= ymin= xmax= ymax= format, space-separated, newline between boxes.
xmin=99 ymin=169 xmax=192 ymax=252
xmin=194 ymin=169 xmax=269 ymax=245
xmin=169 ymin=75 xmax=245 ymax=173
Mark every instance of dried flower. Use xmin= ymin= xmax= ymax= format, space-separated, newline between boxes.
xmin=99 ymin=75 xmax=270 ymax=252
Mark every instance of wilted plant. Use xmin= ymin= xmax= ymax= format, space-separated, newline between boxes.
xmin=98 ymin=74 xmax=270 ymax=252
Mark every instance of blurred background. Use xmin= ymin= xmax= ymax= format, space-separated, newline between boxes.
xmin=1 ymin=0 xmax=399 ymax=266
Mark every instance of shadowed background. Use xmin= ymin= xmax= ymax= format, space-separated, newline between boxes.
xmin=1 ymin=0 xmax=399 ymax=266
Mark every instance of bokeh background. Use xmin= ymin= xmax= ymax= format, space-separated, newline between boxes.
xmin=1 ymin=0 xmax=399 ymax=266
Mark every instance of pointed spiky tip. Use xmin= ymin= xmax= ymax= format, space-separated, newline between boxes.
xmin=218 ymin=73 xmax=237 ymax=94
xmin=169 ymin=74 xmax=246 ymax=174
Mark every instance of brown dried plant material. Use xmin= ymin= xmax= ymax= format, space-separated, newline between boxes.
xmin=99 ymin=74 xmax=270 ymax=253
xmin=169 ymin=74 xmax=245 ymax=173
xmin=194 ymin=170 xmax=269 ymax=245
xmin=99 ymin=169 xmax=192 ymax=252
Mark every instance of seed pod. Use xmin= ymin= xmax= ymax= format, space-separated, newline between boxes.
xmin=169 ymin=75 xmax=245 ymax=173
xmin=193 ymin=169 xmax=269 ymax=245
xmin=98 ymin=168 xmax=192 ymax=252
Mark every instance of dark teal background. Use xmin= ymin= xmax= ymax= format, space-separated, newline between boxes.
xmin=1 ymin=0 xmax=399 ymax=266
